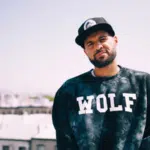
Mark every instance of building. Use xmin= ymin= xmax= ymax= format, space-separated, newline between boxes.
xmin=0 ymin=114 xmax=56 ymax=150
xmin=0 ymin=91 xmax=56 ymax=150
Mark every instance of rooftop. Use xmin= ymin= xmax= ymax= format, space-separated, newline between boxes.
xmin=0 ymin=114 xmax=56 ymax=140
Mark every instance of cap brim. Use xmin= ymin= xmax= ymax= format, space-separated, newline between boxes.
xmin=75 ymin=23 xmax=115 ymax=47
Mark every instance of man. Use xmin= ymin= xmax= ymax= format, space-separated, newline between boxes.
xmin=52 ymin=17 xmax=150 ymax=150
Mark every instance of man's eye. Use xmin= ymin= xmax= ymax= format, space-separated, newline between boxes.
xmin=100 ymin=37 xmax=106 ymax=42
xmin=87 ymin=43 xmax=93 ymax=47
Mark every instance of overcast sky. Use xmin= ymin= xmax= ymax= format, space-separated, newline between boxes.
xmin=0 ymin=0 xmax=150 ymax=95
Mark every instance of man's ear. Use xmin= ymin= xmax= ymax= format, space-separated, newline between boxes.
xmin=84 ymin=49 xmax=88 ymax=56
xmin=114 ymin=36 xmax=118 ymax=44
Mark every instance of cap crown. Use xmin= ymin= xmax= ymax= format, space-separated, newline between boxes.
xmin=78 ymin=17 xmax=108 ymax=35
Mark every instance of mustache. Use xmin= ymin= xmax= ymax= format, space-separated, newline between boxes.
xmin=94 ymin=49 xmax=106 ymax=57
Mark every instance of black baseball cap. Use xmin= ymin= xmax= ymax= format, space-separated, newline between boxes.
xmin=75 ymin=17 xmax=115 ymax=47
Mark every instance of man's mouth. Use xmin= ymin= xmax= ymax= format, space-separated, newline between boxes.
xmin=95 ymin=51 xmax=106 ymax=57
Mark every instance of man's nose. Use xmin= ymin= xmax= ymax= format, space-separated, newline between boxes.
xmin=95 ymin=42 xmax=103 ymax=50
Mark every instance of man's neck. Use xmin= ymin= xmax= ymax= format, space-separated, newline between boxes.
xmin=93 ymin=61 xmax=120 ymax=77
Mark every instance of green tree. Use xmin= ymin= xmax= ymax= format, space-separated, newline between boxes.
xmin=44 ymin=95 xmax=54 ymax=101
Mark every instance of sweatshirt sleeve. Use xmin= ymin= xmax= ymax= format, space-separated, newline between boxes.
xmin=143 ymin=74 xmax=150 ymax=138
xmin=52 ymin=83 xmax=78 ymax=150
xmin=140 ymin=74 xmax=150 ymax=150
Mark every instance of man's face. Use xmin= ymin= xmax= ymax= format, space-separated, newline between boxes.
xmin=84 ymin=31 xmax=118 ymax=68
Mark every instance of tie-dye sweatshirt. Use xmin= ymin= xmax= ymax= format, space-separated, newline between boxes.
xmin=52 ymin=66 xmax=150 ymax=150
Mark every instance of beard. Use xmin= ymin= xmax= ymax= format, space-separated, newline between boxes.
xmin=89 ymin=49 xmax=117 ymax=68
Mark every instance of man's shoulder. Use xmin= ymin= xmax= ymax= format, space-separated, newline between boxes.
xmin=57 ymin=70 xmax=92 ymax=93
xmin=65 ymin=70 xmax=92 ymax=85
xmin=121 ymin=66 xmax=150 ymax=77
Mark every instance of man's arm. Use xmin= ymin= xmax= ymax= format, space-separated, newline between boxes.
xmin=52 ymin=84 xmax=78 ymax=150
xmin=140 ymin=74 xmax=150 ymax=150
xmin=143 ymin=74 xmax=150 ymax=138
